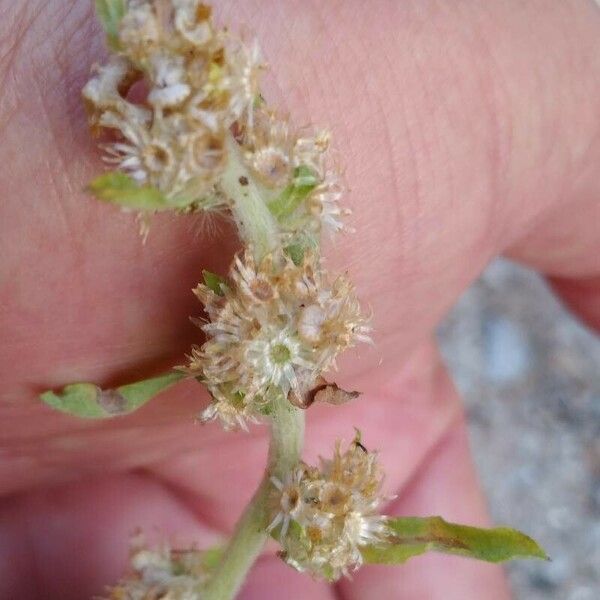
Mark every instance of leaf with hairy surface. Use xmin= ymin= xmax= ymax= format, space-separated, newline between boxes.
xmin=361 ymin=516 xmax=548 ymax=565
xmin=40 ymin=371 xmax=186 ymax=418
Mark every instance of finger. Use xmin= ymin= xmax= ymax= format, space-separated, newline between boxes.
xmin=337 ymin=417 xmax=510 ymax=600
xmin=506 ymin=191 xmax=600 ymax=331
xmin=2 ymin=0 xmax=599 ymax=494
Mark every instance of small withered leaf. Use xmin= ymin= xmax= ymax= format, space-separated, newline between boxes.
xmin=314 ymin=382 xmax=360 ymax=406
xmin=287 ymin=376 xmax=326 ymax=409
xmin=288 ymin=378 xmax=360 ymax=409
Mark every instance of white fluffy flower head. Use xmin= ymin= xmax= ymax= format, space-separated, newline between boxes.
xmin=186 ymin=248 xmax=370 ymax=430
xmin=267 ymin=434 xmax=389 ymax=580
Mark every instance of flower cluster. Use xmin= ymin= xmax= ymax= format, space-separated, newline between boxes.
xmin=186 ymin=248 xmax=370 ymax=430
xmin=239 ymin=107 xmax=350 ymax=235
xmin=105 ymin=542 xmax=207 ymax=600
xmin=83 ymin=0 xmax=259 ymax=208
xmin=267 ymin=435 xmax=389 ymax=580
xmin=83 ymin=0 xmax=348 ymax=236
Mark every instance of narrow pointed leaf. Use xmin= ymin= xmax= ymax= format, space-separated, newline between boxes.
xmin=88 ymin=172 xmax=192 ymax=211
xmin=284 ymin=243 xmax=305 ymax=266
xmin=40 ymin=371 xmax=186 ymax=419
xmin=268 ymin=165 xmax=318 ymax=219
xmin=88 ymin=172 xmax=172 ymax=210
xmin=95 ymin=0 xmax=126 ymax=50
xmin=362 ymin=516 xmax=548 ymax=565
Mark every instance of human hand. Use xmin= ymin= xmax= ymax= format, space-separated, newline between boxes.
xmin=1 ymin=1 xmax=599 ymax=598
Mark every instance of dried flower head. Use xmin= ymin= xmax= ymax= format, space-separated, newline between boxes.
xmin=244 ymin=108 xmax=294 ymax=189
xmin=104 ymin=540 xmax=208 ymax=600
xmin=185 ymin=248 xmax=370 ymax=430
xmin=83 ymin=0 xmax=263 ymax=209
xmin=236 ymin=106 xmax=351 ymax=235
xmin=268 ymin=435 xmax=389 ymax=580
xmin=293 ymin=130 xmax=351 ymax=235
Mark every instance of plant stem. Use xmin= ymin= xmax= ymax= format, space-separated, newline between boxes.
xmin=202 ymin=395 xmax=304 ymax=600
xmin=202 ymin=136 xmax=305 ymax=599
xmin=220 ymin=133 xmax=280 ymax=261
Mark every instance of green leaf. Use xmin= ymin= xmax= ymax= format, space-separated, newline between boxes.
xmin=88 ymin=172 xmax=194 ymax=212
xmin=95 ymin=0 xmax=126 ymax=51
xmin=257 ymin=400 xmax=273 ymax=416
xmin=283 ymin=232 xmax=318 ymax=266
xmin=268 ymin=166 xmax=319 ymax=219
xmin=253 ymin=93 xmax=266 ymax=108
xmin=293 ymin=165 xmax=319 ymax=188
xmin=268 ymin=518 xmax=303 ymax=543
xmin=88 ymin=172 xmax=176 ymax=211
xmin=284 ymin=243 xmax=305 ymax=266
xmin=361 ymin=516 xmax=548 ymax=565
xmin=202 ymin=270 xmax=226 ymax=296
xmin=40 ymin=371 xmax=186 ymax=419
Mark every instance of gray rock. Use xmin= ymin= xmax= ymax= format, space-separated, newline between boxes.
xmin=438 ymin=259 xmax=600 ymax=600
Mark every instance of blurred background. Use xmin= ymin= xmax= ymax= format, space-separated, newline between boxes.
xmin=437 ymin=259 xmax=600 ymax=600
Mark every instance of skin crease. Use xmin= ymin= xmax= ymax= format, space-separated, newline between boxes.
xmin=0 ymin=0 xmax=599 ymax=598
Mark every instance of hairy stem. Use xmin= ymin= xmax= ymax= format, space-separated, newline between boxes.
xmin=220 ymin=133 xmax=280 ymax=261
xmin=202 ymin=140 xmax=305 ymax=599
xmin=202 ymin=395 xmax=304 ymax=600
